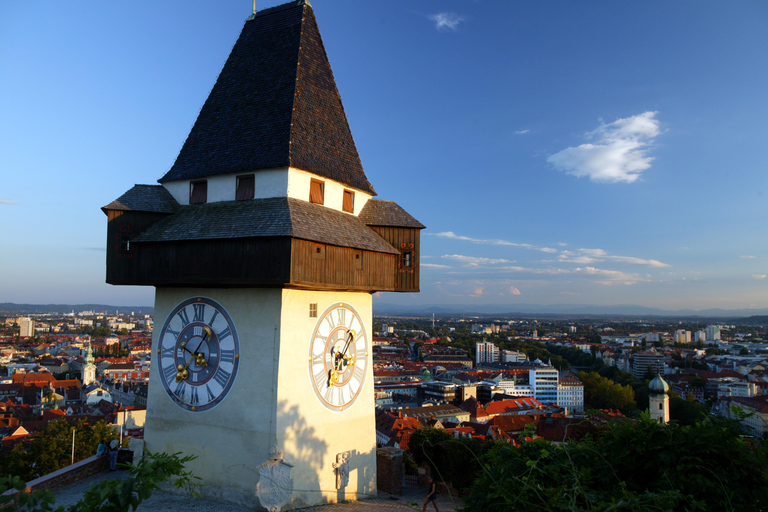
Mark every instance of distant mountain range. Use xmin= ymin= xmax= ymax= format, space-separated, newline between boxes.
xmin=372 ymin=302 xmax=768 ymax=320
xmin=0 ymin=303 xmax=154 ymax=316
xmin=2 ymin=301 xmax=766 ymax=322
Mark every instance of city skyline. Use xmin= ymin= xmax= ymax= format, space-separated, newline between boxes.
xmin=2 ymin=1 xmax=767 ymax=310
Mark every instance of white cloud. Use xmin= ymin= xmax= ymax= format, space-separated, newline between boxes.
xmin=514 ymin=129 xmax=530 ymax=135
xmin=741 ymin=255 xmax=756 ymax=259
xmin=0 ymin=199 xmax=17 ymax=205
xmin=753 ymin=274 xmax=767 ymax=280
xmin=509 ymin=287 xmax=522 ymax=295
xmin=429 ymin=12 xmax=465 ymax=31
xmin=547 ymin=111 xmax=661 ymax=183
xmin=422 ymin=263 xmax=452 ymax=269
xmin=442 ymin=255 xmax=512 ymax=267
xmin=432 ymin=231 xmax=555 ymax=253
xmin=575 ymin=266 xmax=644 ymax=285
xmin=558 ymin=247 xmax=669 ymax=267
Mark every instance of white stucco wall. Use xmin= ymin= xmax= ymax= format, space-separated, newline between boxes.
xmin=276 ymin=289 xmax=376 ymax=506
xmin=145 ymin=287 xmax=376 ymax=509
xmin=161 ymin=167 xmax=372 ymax=215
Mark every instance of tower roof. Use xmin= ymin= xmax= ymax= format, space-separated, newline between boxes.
xmin=159 ymin=0 xmax=375 ymax=195
xmin=649 ymin=373 xmax=670 ymax=394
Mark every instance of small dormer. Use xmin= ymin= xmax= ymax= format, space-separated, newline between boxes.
xmin=159 ymin=167 xmax=373 ymax=215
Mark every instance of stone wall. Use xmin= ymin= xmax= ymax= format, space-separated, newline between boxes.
xmin=24 ymin=454 xmax=108 ymax=494
xmin=376 ymin=447 xmax=403 ymax=495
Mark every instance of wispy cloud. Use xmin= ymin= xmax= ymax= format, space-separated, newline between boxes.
xmin=514 ymin=129 xmax=530 ymax=135
xmin=741 ymin=255 xmax=756 ymax=259
xmin=0 ymin=199 xmax=17 ymax=205
xmin=547 ymin=111 xmax=661 ymax=183
xmin=558 ymin=248 xmax=669 ymax=267
xmin=442 ymin=255 xmax=513 ymax=267
xmin=576 ymin=267 xmax=644 ymax=285
xmin=422 ymin=263 xmax=452 ymax=269
xmin=432 ymin=231 xmax=557 ymax=253
xmin=429 ymin=12 xmax=465 ymax=31
xmin=753 ymin=274 xmax=767 ymax=280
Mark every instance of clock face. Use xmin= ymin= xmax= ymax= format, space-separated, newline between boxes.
xmin=308 ymin=302 xmax=368 ymax=412
xmin=157 ymin=297 xmax=240 ymax=412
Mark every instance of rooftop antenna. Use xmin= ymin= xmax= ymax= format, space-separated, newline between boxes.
xmin=246 ymin=0 xmax=256 ymax=21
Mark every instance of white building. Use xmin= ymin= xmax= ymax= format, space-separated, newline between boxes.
xmin=475 ymin=340 xmax=499 ymax=365
xmin=482 ymin=379 xmax=533 ymax=398
xmin=674 ymin=330 xmax=691 ymax=344
xmin=19 ymin=318 xmax=34 ymax=337
xmin=706 ymin=325 xmax=722 ymax=342
xmin=529 ymin=367 xmax=559 ymax=404
xmin=694 ymin=330 xmax=707 ymax=343
xmin=500 ymin=350 xmax=526 ymax=363
xmin=557 ymin=371 xmax=584 ymax=413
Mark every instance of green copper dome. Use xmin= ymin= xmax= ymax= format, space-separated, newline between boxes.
xmin=649 ymin=373 xmax=670 ymax=394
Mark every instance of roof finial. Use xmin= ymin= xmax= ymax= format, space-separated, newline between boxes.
xmin=246 ymin=0 xmax=256 ymax=21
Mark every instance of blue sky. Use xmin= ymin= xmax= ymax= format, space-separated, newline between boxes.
xmin=2 ymin=1 xmax=767 ymax=310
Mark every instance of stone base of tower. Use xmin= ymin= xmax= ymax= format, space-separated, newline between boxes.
xmin=144 ymin=287 xmax=377 ymax=509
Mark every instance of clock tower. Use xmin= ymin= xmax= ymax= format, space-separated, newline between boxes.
xmin=102 ymin=1 xmax=423 ymax=509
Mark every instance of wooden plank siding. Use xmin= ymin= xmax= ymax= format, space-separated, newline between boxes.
xmin=106 ymin=233 xmax=292 ymax=287
xmin=289 ymin=239 xmax=397 ymax=292
xmin=105 ymin=210 xmax=171 ymax=284
xmin=367 ymin=227 xmax=420 ymax=292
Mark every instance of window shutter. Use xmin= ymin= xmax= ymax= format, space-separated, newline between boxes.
xmin=310 ymin=179 xmax=324 ymax=204
xmin=190 ymin=181 xmax=207 ymax=204
xmin=343 ymin=190 xmax=354 ymax=213
xmin=236 ymin=175 xmax=255 ymax=201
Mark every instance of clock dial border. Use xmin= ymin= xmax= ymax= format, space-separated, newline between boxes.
xmin=157 ymin=297 xmax=240 ymax=412
xmin=308 ymin=302 xmax=368 ymax=413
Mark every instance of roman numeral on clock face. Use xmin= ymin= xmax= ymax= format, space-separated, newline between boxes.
xmin=177 ymin=308 xmax=190 ymax=327
xmin=193 ymin=303 xmax=206 ymax=323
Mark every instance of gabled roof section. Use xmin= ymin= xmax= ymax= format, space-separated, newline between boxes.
xmin=159 ymin=0 xmax=375 ymax=195
xmin=132 ymin=197 xmax=399 ymax=255
xmin=101 ymin=185 xmax=178 ymax=214
xmin=358 ymin=200 xmax=425 ymax=229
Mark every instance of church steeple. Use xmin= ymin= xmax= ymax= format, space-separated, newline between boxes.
xmin=648 ymin=372 xmax=670 ymax=424
xmin=159 ymin=0 xmax=374 ymax=195
xmin=83 ymin=342 xmax=97 ymax=386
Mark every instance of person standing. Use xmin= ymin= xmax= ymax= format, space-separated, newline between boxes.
xmin=108 ymin=438 xmax=119 ymax=471
xmin=422 ymin=476 xmax=439 ymax=512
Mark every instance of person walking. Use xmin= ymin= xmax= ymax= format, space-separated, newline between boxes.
xmin=108 ymin=438 xmax=119 ymax=471
xmin=422 ymin=476 xmax=439 ymax=512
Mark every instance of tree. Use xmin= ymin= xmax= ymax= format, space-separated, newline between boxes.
xmin=1 ymin=420 xmax=117 ymax=481
xmin=578 ymin=371 xmax=637 ymax=414
xmin=463 ymin=414 xmax=768 ymax=512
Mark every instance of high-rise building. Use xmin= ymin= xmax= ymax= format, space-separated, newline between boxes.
xmin=19 ymin=318 xmax=34 ymax=337
xmin=633 ymin=351 xmax=665 ymax=379
xmin=476 ymin=340 xmax=499 ymax=365
xmin=706 ymin=325 xmax=721 ymax=342
xmin=529 ymin=367 xmax=559 ymax=404
xmin=674 ymin=329 xmax=691 ymax=344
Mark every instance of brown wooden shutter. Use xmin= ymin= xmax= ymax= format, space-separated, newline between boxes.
xmin=236 ymin=175 xmax=255 ymax=201
xmin=310 ymin=179 xmax=324 ymax=204
xmin=343 ymin=190 xmax=354 ymax=213
xmin=190 ymin=181 xmax=207 ymax=204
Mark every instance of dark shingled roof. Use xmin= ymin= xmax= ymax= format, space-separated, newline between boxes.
xmin=133 ymin=197 xmax=399 ymax=255
xmin=101 ymin=185 xmax=178 ymax=214
xmin=358 ymin=200 xmax=425 ymax=229
xmin=158 ymin=0 xmax=375 ymax=195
